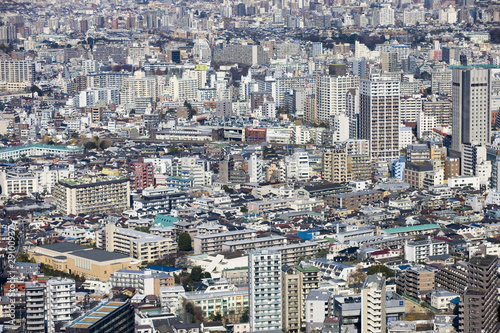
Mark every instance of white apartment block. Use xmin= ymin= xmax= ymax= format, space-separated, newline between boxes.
xmin=0 ymin=60 xmax=35 ymax=84
xmin=400 ymin=95 xmax=422 ymax=122
xmin=120 ymin=71 xmax=157 ymax=105
xmin=317 ymin=75 xmax=357 ymax=123
xmin=404 ymin=239 xmax=449 ymax=262
xmin=98 ymin=224 xmax=176 ymax=261
xmin=193 ymin=229 xmax=257 ymax=255
xmin=46 ymin=278 xmax=76 ymax=333
xmin=361 ymin=274 xmax=386 ymax=333
xmin=249 ymin=249 xmax=282 ymax=332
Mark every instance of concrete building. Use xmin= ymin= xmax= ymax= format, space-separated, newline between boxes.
xmin=249 ymin=249 xmax=282 ymax=332
xmin=459 ymin=254 xmax=499 ymax=333
xmin=65 ymin=301 xmax=134 ymax=333
xmin=451 ymin=67 xmax=491 ymax=153
xmin=193 ymin=229 xmax=257 ymax=255
xmin=53 ymin=176 xmax=131 ymax=216
xmin=28 ymin=243 xmax=138 ymax=281
xmin=110 ymin=269 xmax=174 ymax=295
xmin=396 ymin=265 xmax=436 ymax=299
xmin=322 ymin=149 xmax=349 ymax=184
xmin=25 ymin=282 xmax=45 ymax=333
xmin=404 ymin=239 xmax=449 ymax=262
xmin=0 ymin=60 xmax=35 ymax=85
xmin=361 ymin=274 xmax=386 ymax=333
xmin=359 ymin=76 xmax=400 ymax=161
xmin=46 ymin=278 xmax=76 ymax=333
xmin=316 ymin=74 xmax=357 ymax=123
xmin=304 ymin=290 xmax=332 ymax=332
xmin=97 ymin=224 xmax=175 ymax=262
xmin=132 ymin=159 xmax=154 ymax=191
xmin=0 ymin=144 xmax=83 ymax=161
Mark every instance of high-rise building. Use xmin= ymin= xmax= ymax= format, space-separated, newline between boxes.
xmin=65 ymin=300 xmax=135 ymax=333
xmin=25 ymin=282 xmax=45 ymax=333
xmin=249 ymin=249 xmax=282 ymax=332
xmin=248 ymin=153 xmax=263 ymax=183
xmin=451 ymin=67 xmax=491 ymax=153
xmin=322 ymin=149 xmax=350 ymax=183
xmin=133 ymin=158 xmax=154 ymax=191
xmin=316 ymin=74 xmax=357 ymax=123
xmin=0 ymin=60 xmax=35 ymax=84
xmin=381 ymin=52 xmax=399 ymax=73
xmin=359 ymin=76 xmax=400 ymax=161
xmin=53 ymin=176 xmax=131 ymax=215
xmin=361 ymin=274 xmax=386 ymax=333
xmin=459 ymin=254 xmax=499 ymax=333
xmin=46 ymin=278 xmax=76 ymax=333
xmin=216 ymin=100 xmax=232 ymax=118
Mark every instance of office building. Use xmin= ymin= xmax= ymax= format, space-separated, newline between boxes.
xmin=249 ymin=249 xmax=282 ymax=332
xmin=459 ymin=254 xmax=499 ymax=333
xmin=451 ymin=67 xmax=491 ymax=153
xmin=65 ymin=301 xmax=135 ymax=333
xmin=359 ymin=76 xmax=400 ymax=161
xmin=53 ymin=176 xmax=131 ymax=216
xmin=46 ymin=278 xmax=76 ymax=333
xmin=216 ymin=100 xmax=232 ymax=118
xmin=361 ymin=274 xmax=386 ymax=333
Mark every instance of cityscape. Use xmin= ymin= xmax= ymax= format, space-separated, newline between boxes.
xmin=1 ymin=0 xmax=500 ymax=332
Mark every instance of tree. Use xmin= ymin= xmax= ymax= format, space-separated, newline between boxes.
xmin=178 ymin=233 xmax=192 ymax=251
xmin=240 ymin=206 xmax=248 ymax=213
xmin=315 ymin=249 xmax=330 ymax=258
xmin=367 ymin=264 xmax=395 ymax=278
xmin=190 ymin=266 xmax=203 ymax=282
xmin=347 ymin=268 xmax=367 ymax=286
xmin=222 ymin=185 xmax=234 ymax=194
xmin=240 ymin=307 xmax=249 ymax=322
xmin=31 ymin=85 xmax=43 ymax=97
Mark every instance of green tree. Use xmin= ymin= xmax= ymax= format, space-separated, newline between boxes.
xmin=315 ymin=249 xmax=329 ymax=258
xmin=367 ymin=264 xmax=395 ymax=278
xmin=240 ymin=206 xmax=248 ymax=213
xmin=178 ymin=232 xmax=192 ymax=251
xmin=222 ymin=185 xmax=234 ymax=194
xmin=240 ymin=307 xmax=249 ymax=322
xmin=190 ymin=266 xmax=203 ymax=282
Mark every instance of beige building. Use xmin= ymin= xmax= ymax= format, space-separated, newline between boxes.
xmin=97 ymin=224 xmax=176 ymax=262
xmin=193 ymin=229 xmax=257 ymax=255
xmin=53 ymin=176 xmax=131 ymax=215
xmin=361 ymin=274 xmax=386 ymax=333
xmin=282 ymin=265 xmax=321 ymax=332
xmin=322 ymin=149 xmax=350 ymax=184
xmin=28 ymin=243 xmax=138 ymax=281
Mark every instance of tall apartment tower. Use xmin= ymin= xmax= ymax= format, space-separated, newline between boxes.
xmin=133 ymin=158 xmax=154 ymax=191
xmin=451 ymin=67 xmax=491 ymax=153
xmin=361 ymin=274 xmax=387 ymax=333
xmin=249 ymin=249 xmax=282 ymax=332
xmin=46 ymin=278 xmax=76 ymax=333
xmin=359 ymin=76 xmax=400 ymax=161
xmin=322 ymin=149 xmax=350 ymax=183
xmin=25 ymin=282 xmax=45 ymax=333
xmin=459 ymin=254 xmax=499 ymax=333
xmin=316 ymin=74 xmax=357 ymax=123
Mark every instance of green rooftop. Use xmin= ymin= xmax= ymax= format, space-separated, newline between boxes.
xmin=381 ymin=223 xmax=441 ymax=234
xmin=296 ymin=266 xmax=320 ymax=272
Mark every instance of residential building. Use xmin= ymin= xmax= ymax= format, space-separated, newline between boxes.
xmin=361 ymin=274 xmax=386 ymax=333
xmin=97 ymin=224 xmax=175 ymax=262
xmin=404 ymin=239 xmax=449 ymax=262
xmin=53 ymin=176 xmax=131 ymax=216
xmin=451 ymin=67 xmax=491 ymax=153
xmin=193 ymin=229 xmax=257 ymax=255
xmin=249 ymin=249 xmax=282 ymax=332
xmin=65 ymin=300 xmax=135 ymax=333
xmin=132 ymin=158 xmax=154 ymax=191
xmin=396 ymin=265 xmax=436 ymax=298
xmin=25 ymin=282 xmax=45 ymax=333
xmin=110 ymin=270 xmax=174 ymax=295
xmin=46 ymin=278 xmax=76 ymax=333
xmin=322 ymin=149 xmax=349 ymax=184
xmin=359 ymin=76 xmax=400 ymax=161
xmin=459 ymin=254 xmax=499 ymax=333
